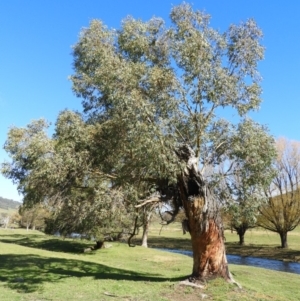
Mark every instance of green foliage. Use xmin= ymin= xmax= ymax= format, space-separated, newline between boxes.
xmin=70 ymin=4 xmax=270 ymax=185
xmin=214 ymin=120 xmax=276 ymax=244
xmin=18 ymin=203 xmax=49 ymax=230
xmin=1 ymin=4 xmax=276 ymax=251
xmin=69 ymin=4 xmax=276 ymax=224
xmin=1 ymin=111 xmax=137 ymax=238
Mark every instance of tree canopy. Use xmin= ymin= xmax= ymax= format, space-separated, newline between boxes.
xmin=1 ymin=3 xmax=276 ymax=282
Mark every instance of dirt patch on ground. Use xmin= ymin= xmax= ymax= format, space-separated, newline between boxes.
xmin=161 ymin=285 xmax=209 ymax=301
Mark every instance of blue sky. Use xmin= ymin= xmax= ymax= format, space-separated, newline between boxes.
xmin=1 ymin=1 xmax=299 ymax=202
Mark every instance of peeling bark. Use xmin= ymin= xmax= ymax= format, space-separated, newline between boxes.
xmin=177 ymin=145 xmax=232 ymax=282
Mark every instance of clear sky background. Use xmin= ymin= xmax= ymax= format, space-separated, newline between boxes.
xmin=1 ymin=1 xmax=299 ymax=202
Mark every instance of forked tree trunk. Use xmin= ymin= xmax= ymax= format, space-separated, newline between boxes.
xmin=177 ymin=145 xmax=232 ymax=282
xmin=279 ymin=231 xmax=288 ymax=248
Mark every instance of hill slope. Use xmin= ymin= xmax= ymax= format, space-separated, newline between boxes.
xmin=0 ymin=196 xmax=21 ymax=211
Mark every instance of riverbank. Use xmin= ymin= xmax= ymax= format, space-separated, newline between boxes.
xmin=139 ymin=222 xmax=300 ymax=263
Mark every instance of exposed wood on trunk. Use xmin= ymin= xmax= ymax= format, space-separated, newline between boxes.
xmin=176 ymin=144 xmax=234 ymax=283
xmin=133 ymin=144 xmax=239 ymax=284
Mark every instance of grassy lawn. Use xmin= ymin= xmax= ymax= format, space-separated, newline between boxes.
xmin=0 ymin=228 xmax=300 ymax=300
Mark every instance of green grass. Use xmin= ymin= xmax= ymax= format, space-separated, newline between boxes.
xmin=0 ymin=228 xmax=300 ymax=300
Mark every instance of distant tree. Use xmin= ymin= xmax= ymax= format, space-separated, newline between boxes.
xmin=19 ymin=206 xmax=32 ymax=230
xmin=0 ymin=212 xmax=10 ymax=229
xmin=10 ymin=211 xmax=22 ymax=228
xmin=219 ymin=156 xmax=274 ymax=245
xmin=224 ymin=196 xmax=260 ymax=245
xmin=210 ymin=119 xmax=276 ymax=247
xmin=258 ymin=137 xmax=300 ymax=248
xmin=18 ymin=203 xmax=48 ymax=230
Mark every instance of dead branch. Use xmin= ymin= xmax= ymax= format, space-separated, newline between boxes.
xmin=135 ymin=196 xmax=161 ymax=208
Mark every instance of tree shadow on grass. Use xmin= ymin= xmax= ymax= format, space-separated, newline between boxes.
xmin=0 ymin=233 xmax=193 ymax=254
xmin=134 ymin=236 xmax=192 ymax=251
xmin=0 ymin=254 xmax=186 ymax=294
xmin=0 ymin=234 xmax=92 ymax=253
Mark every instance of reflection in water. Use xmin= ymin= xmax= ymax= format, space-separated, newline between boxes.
xmin=156 ymin=249 xmax=300 ymax=275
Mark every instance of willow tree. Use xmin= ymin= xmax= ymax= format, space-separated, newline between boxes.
xmin=70 ymin=3 xmax=275 ymax=283
xmin=259 ymin=137 xmax=300 ymax=248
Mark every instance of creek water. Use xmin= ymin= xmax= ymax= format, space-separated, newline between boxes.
xmin=156 ymin=248 xmax=300 ymax=275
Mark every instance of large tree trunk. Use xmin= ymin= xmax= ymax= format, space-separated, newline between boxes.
xmin=279 ymin=231 xmax=288 ymax=248
xmin=177 ymin=145 xmax=232 ymax=282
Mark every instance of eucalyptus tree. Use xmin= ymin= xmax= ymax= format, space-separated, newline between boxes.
xmin=259 ymin=137 xmax=300 ymax=248
xmin=1 ymin=119 xmax=54 ymax=206
xmin=70 ymin=3 xmax=276 ymax=283
xmin=224 ymin=191 xmax=262 ymax=245
xmin=18 ymin=203 xmax=49 ymax=231
xmin=1 ymin=111 xmax=136 ymax=240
